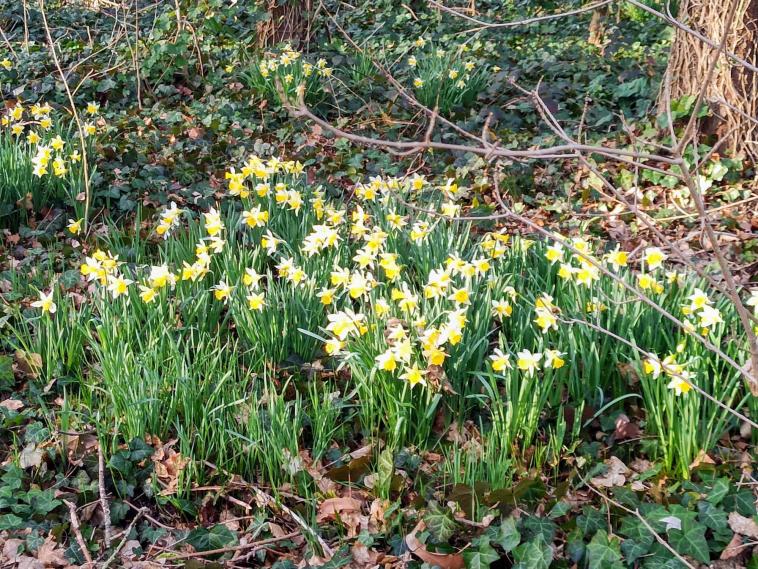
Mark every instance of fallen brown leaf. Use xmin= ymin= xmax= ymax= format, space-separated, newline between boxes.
xmin=35 ymin=536 xmax=68 ymax=567
xmin=405 ymin=521 xmax=464 ymax=569
xmin=728 ymin=512 xmax=758 ymax=539
xmin=0 ymin=399 xmax=23 ymax=411
xmin=719 ymin=533 xmax=744 ymax=560
xmin=591 ymin=456 xmax=630 ymax=488
xmin=613 ymin=414 xmax=641 ymax=440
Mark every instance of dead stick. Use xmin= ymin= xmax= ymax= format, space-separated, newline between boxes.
xmin=101 ymin=507 xmax=147 ymax=568
xmin=64 ymin=500 xmax=93 ymax=566
xmin=162 ymin=531 xmax=299 ymax=561
xmin=98 ymin=446 xmax=113 ymax=547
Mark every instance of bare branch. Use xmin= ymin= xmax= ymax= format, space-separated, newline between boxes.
xmin=428 ymin=0 xmax=614 ymax=31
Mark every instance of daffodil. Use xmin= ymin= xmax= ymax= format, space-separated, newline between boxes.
xmin=698 ymin=305 xmax=723 ymax=329
xmin=67 ymin=218 xmax=82 ymax=235
xmin=534 ymin=307 xmax=557 ymax=333
xmin=687 ymin=288 xmax=711 ymax=312
xmin=544 ymin=349 xmax=566 ymax=369
xmin=247 ymin=292 xmax=265 ymax=311
xmin=204 ymin=208 xmax=224 ymax=236
xmin=212 ymin=280 xmax=234 ymax=303
xmin=605 ymin=247 xmax=628 ymax=271
xmin=148 ymin=265 xmax=172 ymax=289
xmin=242 ymin=206 xmax=269 ymax=228
xmin=10 ymin=104 xmax=23 ymax=121
xmin=423 ymin=346 xmax=447 ymax=366
xmin=489 ymin=348 xmax=511 ymax=372
xmin=324 ymin=338 xmax=345 ymax=355
xmin=26 ymin=131 xmax=41 ymax=145
xmin=545 ymin=244 xmax=563 ymax=264
xmin=400 ymin=365 xmax=426 ymax=387
xmin=261 ymin=230 xmax=280 ymax=254
xmin=644 ymin=247 xmax=667 ymax=270
xmin=557 ymin=263 xmax=574 ymax=281
xmin=374 ymin=298 xmax=390 ymax=317
xmin=139 ymin=285 xmax=157 ymax=303
xmin=107 ymin=275 xmax=133 ymax=298
xmin=317 ymin=287 xmax=336 ymax=305
xmin=448 ymin=287 xmax=470 ymax=305
xmin=574 ymin=262 xmax=599 ymax=287
xmin=667 ymin=372 xmax=693 ymax=396
xmin=516 ymin=349 xmax=541 ymax=376
xmin=643 ymin=355 xmax=662 ymax=378
xmin=492 ymin=299 xmax=512 ymax=320
xmin=326 ymin=310 xmax=366 ymax=340
xmin=410 ymin=174 xmax=426 ymax=192
xmin=376 ymin=349 xmax=398 ymax=372
xmin=51 ymin=135 xmax=65 ymax=151
xmin=237 ymin=269 xmax=260 ymax=290
xmin=31 ymin=289 xmax=56 ymax=314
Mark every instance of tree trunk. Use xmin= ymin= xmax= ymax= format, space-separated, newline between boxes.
xmin=257 ymin=0 xmax=312 ymax=49
xmin=587 ymin=5 xmax=609 ymax=54
xmin=661 ymin=0 xmax=758 ymax=161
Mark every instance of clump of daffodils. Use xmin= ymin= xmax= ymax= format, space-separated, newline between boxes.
xmin=643 ymin=352 xmax=694 ymax=396
xmin=1 ymin=99 xmax=95 ymax=181
xmin=64 ymin=154 xmax=735 ymax=411
xmin=250 ymin=44 xmax=330 ymax=105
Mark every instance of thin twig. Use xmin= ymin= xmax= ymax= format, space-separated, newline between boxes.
xmin=124 ymin=499 xmax=173 ymax=530
xmin=98 ymin=446 xmax=113 ymax=548
xmin=101 ymin=507 xmax=147 ymax=569
xmin=64 ymin=500 xmax=94 ymax=566
xmin=429 ymin=0 xmax=614 ymax=31
xmin=162 ymin=531 xmax=299 ymax=561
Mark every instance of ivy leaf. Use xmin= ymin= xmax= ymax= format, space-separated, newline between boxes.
xmin=577 ymin=506 xmax=605 ymax=537
xmin=611 ymin=487 xmax=639 ymax=508
xmin=463 ymin=540 xmax=499 ymax=569
xmin=565 ymin=528 xmax=585 ymax=563
xmin=668 ymin=523 xmax=709 ymax=563
xmin=643 ymin=556 xmax=689 ymax=569
xmin=513 ymin=537 xmax=553 ymax=569
xmin=0 ymin=513 xmax=25 ymax=530
xmin=697 ymin=501 xmax=727 ymax=532
xmin=723 ymin=490 xmax=757 ymax=517
xmin=0 ymin=355 xmax=13 ymax=387
xmin=620 ymin=536 xmax=652 ymax=565
xmin=619 ymin=517 xmax=649 ymax=542
xmin=521 ymin=515 xmax=557 ymax=543
xmin=26 ymin=488 xmax=61 ymax=516
xmin=548 ymin=500 xmax=571 ymax=519
xmin=424 ymin=502 xmax=457 ymax=543
xmin=186 ymin=524 xmax=238 ymax=552
xmin=586 ymin=530 xmax=623 ymax=569
xmin=707 ymin=478 xmax=730 ymax=505
xmin=493 ymin=516 xmax=520 ymax=552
